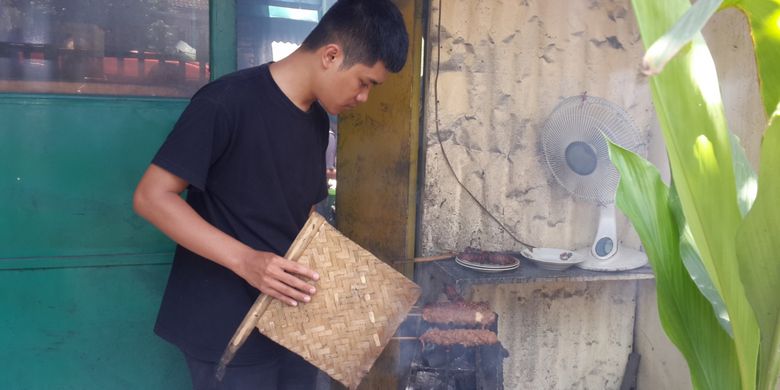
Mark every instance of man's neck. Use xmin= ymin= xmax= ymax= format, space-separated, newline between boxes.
xmin=268 ymin=52 xmax=317 ymax=112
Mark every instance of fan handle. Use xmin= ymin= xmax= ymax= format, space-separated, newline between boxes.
xmin=592 ymin=203 xmax=618 ymax=259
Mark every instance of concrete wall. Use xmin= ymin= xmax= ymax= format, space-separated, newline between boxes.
xmin=418 ymin=0 xmax=765 ymax=388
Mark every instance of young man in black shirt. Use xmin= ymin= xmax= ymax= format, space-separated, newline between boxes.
xmin=132 ymin=0 xmax=408 ymax=388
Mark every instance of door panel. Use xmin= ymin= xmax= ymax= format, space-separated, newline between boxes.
xmin=0 ymin=262 xmax=189 ymax=389
xmin=0 ymin=96 xmax=183 ymax=260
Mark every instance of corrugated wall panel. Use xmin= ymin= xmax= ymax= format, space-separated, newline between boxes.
xmin=419 ymin=0 xmax=656 ymax=254
xmin=471 ymin=281 xmax=637 ymax=390
xmin=418 ymin=3 xmax=654 ymax=387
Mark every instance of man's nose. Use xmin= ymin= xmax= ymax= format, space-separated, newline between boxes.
xmin=356 ymin=90 xmax=369 ymax=103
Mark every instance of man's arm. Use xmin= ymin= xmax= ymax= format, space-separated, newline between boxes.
xmin=133 ymin=164 xmax=318 ymax=306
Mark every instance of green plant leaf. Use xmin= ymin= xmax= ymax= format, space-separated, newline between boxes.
xmin=641 ymin=0 xmax=723 ymax=75
xmin=728 ymin=0 xmax=780 ymax=118
xmin=666 ymin=163 xmax=734 ymax=337
xmin=631 ymin=0 xmax=757 ymax=339
xmin=729 ymin=133 xmax=758 ymax=216
xmin=645 ymin=0 xmax=780 ymax=117
xmin=677 ymin=133 xmax=755 ymax=339
xmin=674 ymin=198 xmax=734 ymax=337
xmin=609 ymin=142 xmax=741 ymax=390
xmin=721 ymin=1 xmax=780 ymax=385
xmin=736 ymin=106 xmax=780 ymax=390
xmin=632 ymin=0 xmax=760 ymax=387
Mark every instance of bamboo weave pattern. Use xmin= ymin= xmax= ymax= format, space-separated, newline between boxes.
xmin=255 ymin=214 xmax=420 ymax=389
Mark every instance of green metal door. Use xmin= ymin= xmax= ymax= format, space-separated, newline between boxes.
xmin=0 ymin=1 xmax=236 ymax=388
xmin=0 ymin=95 xmax=191 ymax=389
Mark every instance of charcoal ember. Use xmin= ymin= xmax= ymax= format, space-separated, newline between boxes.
xmin=421 ymin=343 xmax=476 ymax=370
xmin=452 ymin=372 xmax=477 ymax=390
xmin=408 ymin=340 xmax=508 ymax=390
xmin=406 ymin=369 xmax=477 ymax=390
xmin=406 ymin=370 xmax=478 ymax=390
xmin=421 ymin=344 xmax=450 ymax=368
xmin=449 ymin=345 xmax=476 ymax=370
xmin=406 ymin=370 xmax=449 ymax=390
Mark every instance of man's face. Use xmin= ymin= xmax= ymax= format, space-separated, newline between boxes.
xmin=318 ymin=57 xmax=389 ymax=115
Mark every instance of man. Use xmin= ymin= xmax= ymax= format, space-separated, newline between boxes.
xmin=132 ymin=0 xmax=408 ymax=388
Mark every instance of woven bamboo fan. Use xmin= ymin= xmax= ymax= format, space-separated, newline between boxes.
xmin=217 ymin=213 xmax=421 ymax=389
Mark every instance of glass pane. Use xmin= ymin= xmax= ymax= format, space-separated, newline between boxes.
xmin=236 ymin=0 xmax=337 ymax=69
xmin=0 ymin=0 xmax=210 ymax=97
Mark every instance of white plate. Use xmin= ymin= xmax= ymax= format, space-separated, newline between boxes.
xmin=455 ymin=256 xmax=520 ymax=273
xmin=520 ymin=248 xmax=585 ymax=271
xmin=455 ymin=256 xmax=520 ymax=269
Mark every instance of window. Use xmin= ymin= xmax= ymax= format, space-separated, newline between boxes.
xmin=0 ymin=0 xmax=210 ymax=97
xmin=236 ymin=0 xmax=336 ymax=69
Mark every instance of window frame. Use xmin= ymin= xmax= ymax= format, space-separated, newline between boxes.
xmin=0 ymin=1 xmax=224 ymax=100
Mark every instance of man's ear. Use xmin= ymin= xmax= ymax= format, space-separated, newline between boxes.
xmin=320 ymin=44 xmax=343 ymax=69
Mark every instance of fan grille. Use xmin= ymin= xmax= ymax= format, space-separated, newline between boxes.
xmin=541 ymin=96 xmax=642 ymax=204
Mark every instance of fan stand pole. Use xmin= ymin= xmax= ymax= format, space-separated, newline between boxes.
xmin=591 ymin=203 xmax=618 ymax=259
xmin=577 ymin=203 xmax=648 ymax=271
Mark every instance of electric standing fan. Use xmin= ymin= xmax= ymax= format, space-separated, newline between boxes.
xmin=540 ymin=95 xmax=648 ymax=271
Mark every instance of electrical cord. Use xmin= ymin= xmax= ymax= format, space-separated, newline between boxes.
xmin=433 ymin=0 xmax=534 ymax=250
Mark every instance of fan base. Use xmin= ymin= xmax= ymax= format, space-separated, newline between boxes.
xmin=575 ymin=247 xmax=647 ymax=271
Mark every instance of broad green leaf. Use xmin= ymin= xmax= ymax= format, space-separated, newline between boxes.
xmin=729 ymin=0 xmax=780 ymax=118
xmin=638 ymin=0 xmax=758 ymax=331
xmin=736 ymin=106 xmax=780 ymax=390
xmin=669 ymin=169 xmax=733 ymax=337
xmin=632 ymin=0 xmax=760 ymax=388
xmin=642 ymin=0 xmax=723 ymax=75
xmin=629 ymin=0 xmax=756 ymax=334
xmin=729 ymin=133 xmax=758 ymax=216
xmin=675 ymin=202 xmax=733 ymax=337
xmin=609 ymin=142 xmax=741 ymax=390
xmin=673 ymin=129 xmax=766 ymax=370
xmin=720 ymin=1 xmax=780 ymax=385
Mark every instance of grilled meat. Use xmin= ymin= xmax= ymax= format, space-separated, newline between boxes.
xmin=457 ymin=247 xmax=517 ymax=266
xmin=420 ymin=329 xmax=499 ymax=347
xmin=422 ymin=301 xmax=497 ymax=327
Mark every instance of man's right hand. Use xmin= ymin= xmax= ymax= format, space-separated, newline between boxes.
xmin=235 ymin=250 xmax=320 ymax=307
xmin=133 ymin=164 xmax=319 ymax=308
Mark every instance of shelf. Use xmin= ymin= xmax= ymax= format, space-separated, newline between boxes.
xmin=414 ymin=258 xmax=654 ymax=304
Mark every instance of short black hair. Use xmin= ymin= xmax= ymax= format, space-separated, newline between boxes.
xmin=301 ymin=0 xmax=409 ymax=73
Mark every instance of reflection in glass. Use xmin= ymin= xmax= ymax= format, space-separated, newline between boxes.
xmin=267 ymin=5 xmax=319 ymax=22
xmin=0 ymin=0 xmax=210 ymax=97
xmin=236 ymin=0 xmax=336 ymax=69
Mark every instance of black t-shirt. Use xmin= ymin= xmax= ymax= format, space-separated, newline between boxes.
xmin=152 ymin=64 xmax=329 ymax=363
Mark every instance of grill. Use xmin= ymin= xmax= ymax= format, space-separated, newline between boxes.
xmin=408 ymin=336 xmax=508 ymax=389
xmin=391 ymin=258 xmax=654 ymax=390
xmin=399 ymin=304 xmax=508 ymax=390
